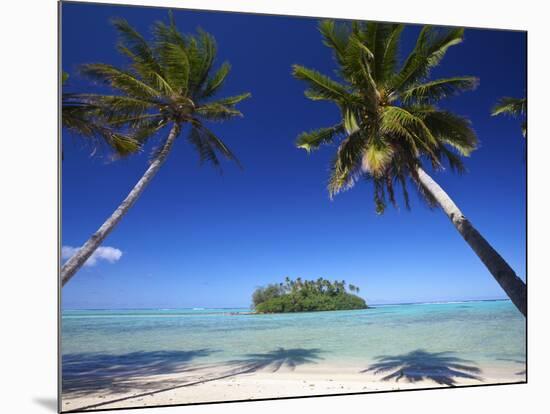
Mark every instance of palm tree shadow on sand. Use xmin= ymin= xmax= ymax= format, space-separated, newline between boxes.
xmin=226 ymin=347 xmax=323 ymax=373
xmin=361 ymin=349 xmax=483 ymax=387
xmin=64 ymin=347 xmax=323 ymax=412
xmin=62 ymin=349 xmax=216 ymax=397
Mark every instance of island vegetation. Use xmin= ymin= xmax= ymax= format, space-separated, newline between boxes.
xmin=252 ymin=277 xmax=367 ymax=313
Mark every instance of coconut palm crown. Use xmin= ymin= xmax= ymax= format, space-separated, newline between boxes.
xmin=293 ymin=21 xmax=527 ymax=317
xmin=293 ymin=21 xmax=478 ymax=213
xmin=76 ymin=13 xmax=250 ymax=167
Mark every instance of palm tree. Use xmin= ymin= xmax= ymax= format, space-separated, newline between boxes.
xmin=61 ymin=15 xmax=250 ymax=286
xmin=284 ymin=276 xmax=291 ymax=291
xmin=492 ymin=97 xmax=526 ymax=137
xmin=293 ymin=21 xmax=526 ymax=316
xmin=316 ymin=277 xmax=323 ymax=291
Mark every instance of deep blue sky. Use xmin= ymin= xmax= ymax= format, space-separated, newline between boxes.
xmin=61 ymin=2 xmax=526 ymax=309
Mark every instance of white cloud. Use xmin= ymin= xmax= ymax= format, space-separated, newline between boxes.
xmin=62 ymin=245 xmax=123 ymax=267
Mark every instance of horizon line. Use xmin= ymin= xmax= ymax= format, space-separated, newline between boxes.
xmin=62 ymin=297 xmax=511 ymax=311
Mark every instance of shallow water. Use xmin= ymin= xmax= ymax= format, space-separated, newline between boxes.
xmin=62 ymin=300 xmax=525 ymax=373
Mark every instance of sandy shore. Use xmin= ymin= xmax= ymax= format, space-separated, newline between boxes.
xmin=61 ymin=361 xmax=525 ymax=411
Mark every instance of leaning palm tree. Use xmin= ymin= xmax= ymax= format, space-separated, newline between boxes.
xmin=491 ymin=97 xmax=526 ymax=137
xmin=61 ymin=15 xmax=250 ymax=286
xmin=293 ymin=21 xmax=526 ymax=316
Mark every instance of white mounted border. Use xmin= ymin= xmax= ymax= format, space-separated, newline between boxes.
xmin=1 ymin=1 xmax=547 ymax=414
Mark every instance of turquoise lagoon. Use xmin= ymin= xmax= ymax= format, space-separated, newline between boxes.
xmin=62 ymin=300 xmax=525 ymax=379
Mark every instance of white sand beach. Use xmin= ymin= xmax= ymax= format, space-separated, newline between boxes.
xmin=61 ymin=361 xmax=525 ymax=411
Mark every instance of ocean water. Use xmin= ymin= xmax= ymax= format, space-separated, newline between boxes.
xmin=62 ymin=300 xmax=525 ymax=374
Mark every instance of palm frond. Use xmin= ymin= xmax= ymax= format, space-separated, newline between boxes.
xmin=380 ymin=106 xmax=443 ymax=170
xmin=318 ymin=20 xmax=350 ymax=65
xmin=156 ymin=41 xmax=190 ymax=93
xmin=437 ymin=145 xmax=466 ymax=174
xmin=373 ymin=178 xmax=388 ymax=214
xmin=195 ymin=103 xmax=243 ymax=121
xmin=385 ymin=174 xmax=397 ymax=208
xmin=296 ymin=124 xmax=345 ymax=152
xmin=152 ymin=15 xmax=187 ymax=50
xmin=208 ymin=93 xmax=251 ymax=107
xmin=400 ymin=76 xmax=478 ymax=104
xmin=343 ymin=107 xmax=361 ymax=135
xmin=292 ymin=64 xmax=352 ymax=104
xmin=491 ymin=97 xmax=526 ymax=117
xmin=328 ymin=131 xmax=365 ymax=197
xmin=62 ymin=102 xmax=142 ymax=156
xmin=390 ymin=26 xmax=464 ymax=93
xmin=195 ymin=92 xmax=251 ymax=121
xmin=132 ymin=117 xmax=168 ymax=143
xmin=186 ymin=29 xmax=217 ymax=96
xmin=381 ymin=106 xmax=437 ymax=147
xmin=188 ymin=124 xmax=241 ymax=168
xmin=73 ymin=94 xmax=156 ymax=127
xmin=201 ymin=62 xmax=231 ymax=99
xmin=341 ymin=36 xmax=378 ymax=98
xmin=107 ymin=133 xmax=143 ymax=156
xmin=198 ymin=124 xmax=242 ymax=168
xmin=80 ymin=63 xmax=161 ymax=101
xmin=396 ymin=171 xmax=411 ymax=209
xmin=418 ymin=108 xmax=478 ymax=155
xmin=364 ymin=23 xmax=404 ymax=84
xmin=112 ymin=18 xmax=163 ymax=76
xmin=187 ymin=125 xmax=221 ymax=167
xmin=378 ymin=24 xmax=404 ymax=85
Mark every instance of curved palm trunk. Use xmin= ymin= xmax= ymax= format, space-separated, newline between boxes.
xmin=416 ymin=167 xmax=526 ymax=316
xmin=61 ymin=124 xmax=180 ymax=287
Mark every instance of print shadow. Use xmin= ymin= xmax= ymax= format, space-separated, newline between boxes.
xmin=63 ymin=349 xmax=214 ymax=397
xmin=33 ymin=397 xmax=57 ymax=412
xmin=64 ymin=347 xmax=323 ymax=412
xmin=361 ymin=349 xmax=483 ymax=387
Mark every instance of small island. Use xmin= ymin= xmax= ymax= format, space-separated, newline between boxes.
xmin=252 ymin=277 xmax=367 ymax=313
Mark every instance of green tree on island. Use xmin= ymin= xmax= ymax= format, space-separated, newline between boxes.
xmin=492 ymin=97 xmax=527 ymax=138
xmin=252 ymin=277 xmax=367 ymax=313
xmin=61 ymin=14 xmax=250 ymax=286
xmin=293 ymin=21 xmax=526 ymax=316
